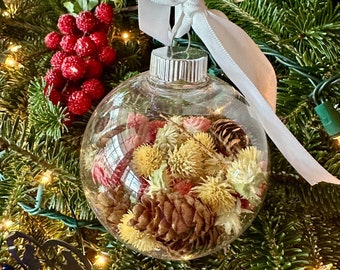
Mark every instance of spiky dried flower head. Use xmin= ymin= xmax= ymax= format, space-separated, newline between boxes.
xmin=203 ymin=153 xmax=232 ymax=177
xmin=215 ymin=199 xmax=243 ymax=235
xmin=132 ymin=145 xmax=163 ymax=177
xmin=191 ymin=132 xmax=215 ymax=153
xmin=147 ymin=162 xmax=172 ymax=195
xmin=226 ymin=146 xmax=267 ymax=205
xmin=193 ymin=173 xmax=236 ymax=214
xmin=118 ymin=211 xmax=160 ymax=252
xmin=168 ymin=140 xmax=204 ymax=179
xmin=154 ymin=123 xmax=186 ymax=157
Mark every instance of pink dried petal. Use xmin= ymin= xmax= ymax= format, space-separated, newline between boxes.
xmin=124 ymin=134 xmax=143 ymax=152
xmin=145 ymin=120 xmax=166 ymax=144
xmin=183 ymin=116 xmax=211 ymax=133
xmin=127 ymin=113 xmax=149 ymax=132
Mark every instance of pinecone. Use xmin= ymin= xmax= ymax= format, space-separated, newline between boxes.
xmin=129 ymin=193 xmax=221 ymax=254
xmin=95 ymin=185 xmax=131 ymax=226
xmin=211 ymin=118 xmax=251 ymax=157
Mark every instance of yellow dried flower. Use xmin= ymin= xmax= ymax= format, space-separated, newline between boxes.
xmin=204 ymin=153 xmax=232 ymax=176
xmin=192 ymin=132 xmax=215 ymax=152
xmin=193 ymin=173 xmax=236 ymax=214
xmin=118 ymin=211 xmax=160 ymax=252
xmin=168 ymin=140 xmax=204 ymax=179
xmin=132 ymin=145 xmax=163 ymax=176
xmin=147 ymin=162 xmax=172 ymax=195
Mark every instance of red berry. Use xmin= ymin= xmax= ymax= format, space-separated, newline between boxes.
xmin=44 ymin=69 xmax=66 ymax=90
xmin=81 ymin=78 xmax=105 ymax=100
xmin=61 ymin=84 xmax=80 ymax=105
xmin=95 ymin=3 xmax=114 ymax=25
xmin=89 ymin=31 xmax=108 ymax=48
xmin=84 ymin=58 xmax=103 ymax=79
xmin=67 ymin=90 xmax=92 ymax=115
xmin=76 ymin=11 xmax=98 ymax=33
xmin=74 ymin=36 xmax=97 ymax=57
xmin=44 ymin=85 xmax=61 ymax=105
xmin=50 ymin=51 xmax=68 ymax=69
xmin=98 ymin=46 xmax=117 ymax=66
xmin=61 ymin=56 xmax=86 ymax=81
xmin=60 ymin=34 xmax=78 ymax=54
xmin=57 ymin=14 xmax=77 ymax=35
xmin=44 ymin=31 xmax=62 ymax=51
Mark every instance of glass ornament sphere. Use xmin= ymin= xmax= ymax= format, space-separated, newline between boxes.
xmin=80 ymin=46 xmax=269 ymax=260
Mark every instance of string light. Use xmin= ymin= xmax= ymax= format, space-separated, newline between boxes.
xmin=0 ymin=218 xmax=13 ymax=231
xmin=39 ymin=170 xmax=53 ymax=184
xmin=93 ymin=253 xmax=109 ymax=268
xmin=9 ymin=44 xmax=22 ymax=52
xmin=121 ymin=31 xmax=131 ymax=43
xmin=4 ymin=55 xmax=19 ymax=68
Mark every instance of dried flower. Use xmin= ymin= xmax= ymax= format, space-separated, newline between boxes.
xmin=119 ymin=211 xmax=160 ymax=252
xmin=204 ymin=153 xmax=232 ymax=176
xmin=173 ymin=180 xmax=193 ymax=195
xmin=192 ymin=132 xmax=215 ymax=152
xmin=215 ymin=198 xmax=249 ymax=235
xmin=132 ymin=145 xmax=163 ymax=176
xmin=193 ymin=173 xmax=236 ymax=214
xmin=154 ymin=123 xmax=186 ymax=156
xmin=147 ymin=162 xmax=172 ymax=195
xmin=168 ymin=140 xmax=204 ymax=179
xmin=183 ymin=116 xmax=211 ymax=133
xmin=226 ymin=146 xmax=267 ymax=205
xmin=127 ymin=113 xmax=149 ymax=131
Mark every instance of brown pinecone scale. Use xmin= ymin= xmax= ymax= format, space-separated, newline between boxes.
xmin=129 ymin=193 xmax=222 ymax=254
xmin=211 ymin=118 xmax=251 ymax=157
xmin=95 ymin=185 xmax=131 ymax=226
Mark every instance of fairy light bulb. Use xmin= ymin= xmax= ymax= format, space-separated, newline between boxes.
xmin=40 ymin=170 xmax=52 ymax=184
xmin=0 ymin=218 xmax=13 ymax=231
xmin=5 ymin=55 xmax=18 ymax=67
xmin=9 ymin=44 xmax=21 ymax=52
xmin=121 ymin=31 xmax=130 ymax=43
xmin=93 ymin=253 xmax=108 ymax=268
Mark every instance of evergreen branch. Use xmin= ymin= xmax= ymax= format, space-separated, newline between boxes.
xmin=27 ymin=77 xmax=69 ymax=140
xmin=0 ymin=113 xmax=78 ymax=180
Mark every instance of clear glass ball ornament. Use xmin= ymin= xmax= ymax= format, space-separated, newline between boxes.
xmin=80 ymin=46 xmax=269 ymax=260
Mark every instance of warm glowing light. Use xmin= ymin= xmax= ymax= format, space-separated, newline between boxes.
xmin=9 ymin=44 xmax=22 ymax=52
xmin=1 ymin=219 xmax=13 ymax=230
xmin=333 ymin=135 xmax=340 ymax=148
xmin=5 ymin=56 xmax=18 ymax=67
xmin=121 ymin=31 xmax=130 ymax=41
xmin=2 ymin=11 xmax=10 ymax=17
xmin=40 ymin=170 xmax=52 ymax=184
xmin=94 ymin=254 xmax=108 ymax=267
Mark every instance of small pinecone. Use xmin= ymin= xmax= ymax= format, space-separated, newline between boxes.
xmin=95 ymin=185 xmax=131 ymax=226
xmin=211 ymin=118 xmax=251 ymax=157
xmin=129 ymin=193 xmax=220 ymax=254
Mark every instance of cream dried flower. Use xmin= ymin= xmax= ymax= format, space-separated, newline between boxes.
xmin=227 ymin=146 xmax=267 ymax=205
xmin=168 ymin=140 xmax=204 ymax=179
xmin=215 ymin=199 xmax=242 ymax=235
xmin=154 ymin=123 xmax=185 ymax=157
xmin=119 ymin=211 xmax=160 ymax=252
xmin=147 ymin=162 xmax=172 ymax=195
xmin=132 ymin=145 xmax=163 ymax=177
xmin=193 ymin=173 xmax=236 ymax=214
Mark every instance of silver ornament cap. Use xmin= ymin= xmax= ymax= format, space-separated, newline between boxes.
xmin=149 ymin=46 xmax=208 ymax=84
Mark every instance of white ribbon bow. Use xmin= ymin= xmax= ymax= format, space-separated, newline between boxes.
xmin=138 ymin=0 xmax=339 ymax=185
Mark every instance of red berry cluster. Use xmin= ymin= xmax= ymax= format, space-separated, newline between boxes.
xmin=43 ymin=3 xmax=116 ymax=120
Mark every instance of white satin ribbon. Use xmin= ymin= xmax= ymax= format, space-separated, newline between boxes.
xmin=138 ymin=0 xmax=339 ymax=185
